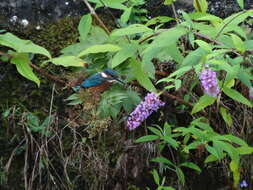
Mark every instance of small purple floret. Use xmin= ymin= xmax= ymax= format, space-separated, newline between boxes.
xmin=127 ymin=92 xmax=165 ymax=130
xmin=240 ymin=180 xmax=248 ymax=188
xmin=199 ymin=68 xmax=220 ymax=97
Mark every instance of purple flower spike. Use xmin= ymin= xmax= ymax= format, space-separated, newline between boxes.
xmin=199 ymin=68 xmax=220 ymax=97
xmin=127 ymin=92 xmax=165 ymax=130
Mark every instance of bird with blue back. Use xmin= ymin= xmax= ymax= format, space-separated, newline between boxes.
xmin=73 ymin=68 xmax=124 ymax=94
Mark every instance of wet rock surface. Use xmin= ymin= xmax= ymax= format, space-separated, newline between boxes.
xmin=146 ymin=0 xmax=252 ymax=18
xmin=0 ymin=0 xmax=253 ymax=30
xmin=0 ymin=0 xmax=87 ymax=29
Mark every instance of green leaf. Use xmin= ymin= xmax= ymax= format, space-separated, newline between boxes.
xmin=236 ymin=0 xmax=244 ymax=9
xmin=181 ymin=48 xmax=207 ymax=67
xmin=148 ymin=127 xmax=162 ymax=136
xmin=0 ymin=32 xmax=51 ymax=58
xmin=237 ymin=67 xmax=253 ymax=88
xmin=170 ymin=66 xmax=192 ymax=78
xmin=120 ymin=7 xmax=132 ymax=24
xmin=204 ymin=154 xmax=220 ymax=163
xmin=193 ymin=0 xmax=208 ymax=13
xmin=61 ymin=26 xmax=109 ymax=56
xmin=131 ymin=59 xmax=157 ymax=92
xmin=111 ymin=24 xmax=153 ymax=36
xmin=26 ymin=112 xmax=40 ymax=128
xmin=67 ymin=99 xmax=83 ymax=105
xmin=78 ymin=44 xmax=121 ymax=57
xmin=216 ymin=11 xmax=251 ymax=37
xmin=151 ymin=157 xmax=174 ymax=167
xmin=183 ymin=141 xmax=203 ymax=153
xmin=180 ymin=162 xmax=201 ymax=173
xmin=237 ymin=146 xmax=253 ymax=155
xmin=78 ymin=14 xmax=92 ymax=41
xmin=144 ymin=27 xmax=187 ymax=52
xmin=191 ymin=95 xmax=216 ymax=114
xmin=65 ymin=93 xmax=80 ymax=101
xmin=219 ymin=107 xmax=233 ymax=127
xmin=215 ymin=140 xmax=240 ymax=164
xmin=111 ymin=43 xmax=137 ymax=68
xmin=146 ymin=16 xmax=174 ymax=26
xmin=88 ymin=0 xmax=127 ymax=10
xmin=223 ymin=135 xmax=248 ymax=146
xmin=167 ymin=43 xmax=184 ymax=64
xmin=164 ymin=0 xmax=176 ymax=5
xmin=11 ymin=53 xmax=40 ymax=86
xmin=175 ymin=79 xmax=182 ymax=90
xmin=162 ymin=135 xmax=178 ymax=149
xmin=223 ymin=87 xmax=252 ymax=107
xmin=135 ymin=135 xmax=159 ymax=143
xmin=229 ymin=160 xmax=240 ymax=187
xmin=230 ymin=33 xmax=245 ymax=53
xmin=175 ymin=167 xmax=185 ymax=185
xmin=151 ymin=169 xmax=160 ymax=185
xmin=194 ymin=40 xmax=212 ymax=52
xmin=205 ymin=145 xmax=220 ymax=159
xmin=195 ymin=14 xmax=223 ymax=23
xmin=49 ymin=56 xmax=85 ymax=67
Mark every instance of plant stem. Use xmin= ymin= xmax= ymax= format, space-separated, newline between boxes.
xmin=82 ymin=0 xmax=111 ymax=34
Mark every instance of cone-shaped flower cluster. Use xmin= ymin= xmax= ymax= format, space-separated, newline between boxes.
xmin=127 ymin=92 xmax=165 ymax=130
xmin=199 ymin=68 xmax=220 ymax=97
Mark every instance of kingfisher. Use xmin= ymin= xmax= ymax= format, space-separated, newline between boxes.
xmin=73 ymin=68 xmax=125 ymax=93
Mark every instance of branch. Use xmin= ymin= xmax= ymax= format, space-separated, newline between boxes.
xmin=162 ymin=91 xmax=193 ymax=107
xmin=82 ymin=0 xmax=111 ymax=35
xmin=193 ymin=31 xmax=242 ymax=56
xmin=0 ymin=50 xmax=69 ymax=86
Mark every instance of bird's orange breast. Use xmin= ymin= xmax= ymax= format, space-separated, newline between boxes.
xmin=87 ymin=82 xmax=112 ymax=94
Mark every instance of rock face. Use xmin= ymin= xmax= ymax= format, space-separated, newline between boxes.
xmin=0 ymin=0 xmax=252 ymax=29
xmin=0 ymin=0 xmax=87 ymax=29
xmin=146 ymin=0 xmax=252 ymax=18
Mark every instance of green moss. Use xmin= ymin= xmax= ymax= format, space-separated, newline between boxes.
xmin=24 ymin=17 xmax=80 ymax=57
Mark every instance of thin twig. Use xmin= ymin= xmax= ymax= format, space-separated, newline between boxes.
xmin=30 ymin=63 xmax=68 ymax=85
xmin=162 ymin=91 xmax=193 ymax=107
xmin=193 ymin=31 xmax=242 ymax=56
xmin=82 ymin=0 xmax=111 ymax=34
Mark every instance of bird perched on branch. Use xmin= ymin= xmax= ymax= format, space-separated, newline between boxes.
xmin=73 ymin=68 xmax=124 ymax=93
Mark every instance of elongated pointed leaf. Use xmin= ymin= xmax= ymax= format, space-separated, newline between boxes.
xmin=131 ymin=59 xmax=157 ymax=92
xmin=78 ymin=44 xmax=121 ymax=57
xmin=111 ymin=44 xmax=137 ymax=68
xmin=236 ymin=0 xmax=244 ymax=9
xmin=180 ymin=162 xmax=201 ymax=173
xmin=191 ymin=95 xmax=216 ymax=114
xmin=78 ymin=14 xmax=92 ymax=41
xmin=223 ymin=87 xmax=252 ymax=107
xmin=230 ymin=33 xmax=245 ymax=53
xmin=49 ymin=56 xmax=85 ymax=67
xmin=0 ymin=32 xmax=51 ymax=58
xmin=135 ymin=135 xmax=159 ymax=143
xmin=151 ymin=157 xmax=174 ymax=167
xmin=219 ymin=107 xmax=233 ymax=127
xmin=111 ymin=24 xmax=153 ymax=36
xmin=11 ymin=53 xmax=40 ymax=86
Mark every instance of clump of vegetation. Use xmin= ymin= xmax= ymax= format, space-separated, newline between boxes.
xmin=1 ymin=0 xmax=253 ymax=189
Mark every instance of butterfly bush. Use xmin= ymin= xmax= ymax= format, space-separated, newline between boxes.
xmin=127 ymin=92 xmax=165 ymax=130
xmin=199 ymin=68 xmax=220 ymax=97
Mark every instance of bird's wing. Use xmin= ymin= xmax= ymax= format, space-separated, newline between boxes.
xmin=81 ymin=73 xmax=104 ymax=88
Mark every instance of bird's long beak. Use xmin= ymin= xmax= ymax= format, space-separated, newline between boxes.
xmin=115 ymin=78 xmax=125 ymax=85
